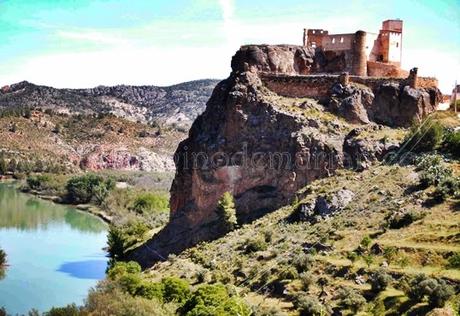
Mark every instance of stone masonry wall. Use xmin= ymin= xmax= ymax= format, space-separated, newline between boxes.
xmin=261 ymin=72 xmax=438 ymax=98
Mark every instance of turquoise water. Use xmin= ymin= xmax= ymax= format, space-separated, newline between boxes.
xmin=0 ymin=183 xmax=108 ymax=315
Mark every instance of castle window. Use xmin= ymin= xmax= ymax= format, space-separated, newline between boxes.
xmin=312 ymin=30 xmax=315 ymax=34
xmin=396 ymin=42 xmax=399 ymax=47
xmin=340 ymin=37 xmax=344 ymax=43
xmin=332 ymin=38 xmax=335 ymax=44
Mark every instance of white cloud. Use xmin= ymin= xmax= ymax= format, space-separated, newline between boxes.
xmin=56 ymin=30 xmax=130 ymax=46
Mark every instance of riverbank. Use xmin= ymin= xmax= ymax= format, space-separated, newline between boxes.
xmin=0 ymin=179 xmax=114 ymax=224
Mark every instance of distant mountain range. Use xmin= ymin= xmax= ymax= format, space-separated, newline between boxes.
xmin=0 ymin=79 xmax=220 ymax=127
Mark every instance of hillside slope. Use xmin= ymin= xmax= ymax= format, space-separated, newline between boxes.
xmin=0 ymin=79 xmax=219 ymax=128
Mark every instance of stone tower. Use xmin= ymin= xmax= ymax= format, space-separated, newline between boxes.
xmin=352 ymin=31 xmax=367 ymax=76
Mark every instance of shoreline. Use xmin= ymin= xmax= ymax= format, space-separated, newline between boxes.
xmin=0 ymin=179 xmax=113 ymax=224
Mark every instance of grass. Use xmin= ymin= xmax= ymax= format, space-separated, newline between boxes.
xmin=141 ymin=163 xmax=460 ymax=314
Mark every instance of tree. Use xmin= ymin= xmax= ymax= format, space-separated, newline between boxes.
xmin=216 ymin=192 xmax=237 ymax=232
xmin=369 ymin=269 xmax=392 ymax=293
xmin=7 ymin=158 xmax=17 ymax=173
xmin=0 ymin=247 xmax=6 ymax=266
xmin=0 ymin=155 xmax=7 ymax=175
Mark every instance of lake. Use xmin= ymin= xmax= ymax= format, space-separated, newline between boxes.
xmin=0 ymin=183 xmax=108 ymax=314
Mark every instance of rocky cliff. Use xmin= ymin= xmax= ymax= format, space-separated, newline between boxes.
xmin=129 ymin=45 xmax=441 ymax=267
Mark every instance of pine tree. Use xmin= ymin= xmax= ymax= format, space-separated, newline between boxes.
xmin=216 ymin=191 xmax=237 ymax=232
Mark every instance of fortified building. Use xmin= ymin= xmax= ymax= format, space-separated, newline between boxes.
xmin=303 ymin=19 xmax=405 ymax=77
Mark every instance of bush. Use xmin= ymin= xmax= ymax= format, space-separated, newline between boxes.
xmin=360 ymin=235 xmax=372 ymax=248
xmin=369 ymin=269 xmax=392 ymax=293
xmin=244 ymin=237 xmax=268 ymax=253
xmin=0 ymin=248 xmax=7 ymax=267
xmin=387 ymin=211 xmax=424 ymax=229
xmin=107 ymin=221 xmax=150 ymax=259
xmin=406 ymin=274 xmax=455 ymax=307
xmin=0 ymin=156 xmax=6 ymax=175
xmin=447 ymin=252 xmax=460 ymax=269
xmin=44 ymin=304 xmax=81 ymax=316
xmin=107 ymin=261 xmax=141 ymax=280
xmin=118 ymin=273 xmax=143 ymax=295
xmin=414 ymin=154 xmax=443 ymax=171
xmin=278 ymin=266 xmax=299 ymax=280
xmin=180 ymin=283 xmax=251 ymax=316
xmin=335 ymin=287 xmax=366 ymax=313
xmin=293 ymin=254 xmax=315 ymax=273
xmin=136 ymin=282 xmax=165 ymax=301
xmin=216 ymin=192 xmax=237 ymax=232
xmin=433 ymin=176 xmax=460 ymax=201
xmin=442 ymin=128 xmax=460 ymax=158
xmin=85 ymin=280 xmax=174 ymax=316
xmin=293 ymin=294 xmax=328 ymax=316
xmin=132 ymin=192 xmax=169 ymax=215
xmin=402 ymin=119 xmax=444 ymax=153
xmin=162 ymin=277 xmax=191 ymax=305
xmin=66 ymin=174 xmax=114 ymax=204
xmin=419 ymin=163 xmax=452 ymax=188
xmin=26 ymin=174 xmax=51 ymax=190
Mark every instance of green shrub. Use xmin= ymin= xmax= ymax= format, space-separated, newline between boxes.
xmin=402 ymin=119 xmax=444 ymax=153
xmin=369 ymin=269 xmax=392 ymax=293
xmin=414 ymin=154 xmax=443 ymax=171
xmin=293 ymin=254 xmax=315 ymax=273
xmin=26 ymin=174 xmax=51 ymax=190
xmin=118 ymin=273 xmax=143 ymax=295
xmin=335 ymin=287 xmax=366 ymax=313
xmin=216 ymin=192 xmax=237 ymax=232
xmin=44 ymin=304 xmax=81 ymax=316
xmin=107 ymin=261 xmax=141 ymax=280
xmin=360 ymin=235 xmax=372 ymax=248
xmin=442 ymin=128 xmax=460 ymax=158
xmin=136 ymin=281 xmax=165 ymax=301
xmin=161 ymin=277 xmax=191 ymax=305
xmin=383 ymin=246 xmax=398 ymax=263
xmin=346 ymin=251 xmax=358 ymax=262
xmin=66 ymin=174 xmax=114 ymax=204
xmin=0 ymin=156 xmax=7 ymax=175
xmin=433 ymin=176 xmax=460 ymax=201
xmin=0 ymin=248 xmax=7 ymax=266
xmin=406 ymin=274 xmax=455 ymax=307
xmin=244 ymin=237 xmax=268 ymax=253
xmin=387 ymin=211 xmax=424 ymax=229
xmin=132 ymin=192 xmax=169 ymax=215
xmin=107 ymin=221 xmax=150 ymax=259
xmin=447 ymin=252 xmax=460 ymax=269
xmin=180 ymin=283 xmax=251 ymax=316
xmin=293 ymin=294 xmax=327 ymax=316
xmin=278 ymin=266 xmax=299 ymax=280
xmin=419 ymin=163 xmax=452 ymax=188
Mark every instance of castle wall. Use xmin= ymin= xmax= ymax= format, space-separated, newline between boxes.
xmin=367 ymin=61 xmax=407 ymax=78
xmin=260 ymin=73 xmax=437 ymax=98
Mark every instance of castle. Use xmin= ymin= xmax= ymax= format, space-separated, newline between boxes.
xmin=303 ymin=19 xmax=406 ymax=77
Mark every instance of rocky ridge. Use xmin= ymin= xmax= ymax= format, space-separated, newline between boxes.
xmin=0 ymin=79 xmax=219 ymax=128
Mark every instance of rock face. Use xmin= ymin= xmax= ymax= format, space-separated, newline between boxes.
xmin=327 ymin=82 xmax=442 ymax=127
xmin=370 ymin=83 xmax=442 ymax=127
xmin=130 ymin=71 xmax=345 ymax=267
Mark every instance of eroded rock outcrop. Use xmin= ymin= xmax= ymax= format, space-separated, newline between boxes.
xmin=130 ymin=71 xmax=347 ymax=267
xmin=129 ymin=45 xmax=440 ymax=267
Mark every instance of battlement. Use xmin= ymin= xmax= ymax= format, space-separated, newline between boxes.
xmin=260 ymin=71 xmax=438 ymax=99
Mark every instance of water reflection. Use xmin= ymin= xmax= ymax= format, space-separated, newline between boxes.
xmin=57 ymin=260 xmax=107 ymax=280
xmin=0 ymin=184 xmax=106 ymax=233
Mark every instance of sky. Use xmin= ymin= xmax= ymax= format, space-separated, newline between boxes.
xmin=0 ymin=0 xmax=458 ymax=93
